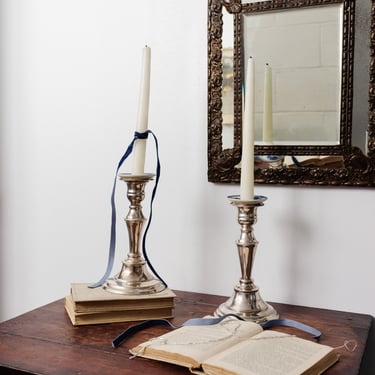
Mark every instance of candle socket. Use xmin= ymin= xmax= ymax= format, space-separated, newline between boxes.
xmin=214 ymin=195 xmax=278 ymax=323
xmin=257 ymin=155 xmax=285 ymax=169
xmin=104 ymin=173 xmax=165 ymax=295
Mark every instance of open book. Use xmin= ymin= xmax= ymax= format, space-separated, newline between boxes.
xmin=130 ymin=318 xmax=339 ymax=375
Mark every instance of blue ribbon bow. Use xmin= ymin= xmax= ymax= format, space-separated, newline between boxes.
xmin=90 ymin=130 xmax=166 ymax=289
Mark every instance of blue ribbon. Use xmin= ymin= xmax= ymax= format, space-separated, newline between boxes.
xmin=112 ymin=314 xmax=245 ymax=348
xmin=262 ymin=318 xmax=321 ymax=339
xmin=291 ymin=155 xmax=303 ymax=167
xmin=112 ymin=315 xmax=321 ymax=348
xmin=90 ymin=130 xmax=166 ymax=289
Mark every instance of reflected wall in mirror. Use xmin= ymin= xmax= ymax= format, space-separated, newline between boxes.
xmin=244 ymin=4 xmax=342 ymax=146
xmin=207 ymin=0 xmax=375 ymax=186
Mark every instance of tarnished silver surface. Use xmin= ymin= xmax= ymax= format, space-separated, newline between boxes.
xmin=215 ymin=195 xmax=278 ymax=323
xmin=104 ymin=173 xmax=165 ymax=295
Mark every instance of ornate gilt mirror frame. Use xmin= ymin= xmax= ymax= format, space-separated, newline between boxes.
xmin=208 ymin=0 xmax=375 ymax=186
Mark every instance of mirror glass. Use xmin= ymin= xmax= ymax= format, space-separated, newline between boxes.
xmin=222 ymin=2 xmax=347 ymax=149
xmin=244 ymin=4 xmax=342 ymax=146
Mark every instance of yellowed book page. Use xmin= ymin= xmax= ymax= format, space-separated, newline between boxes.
xmin=130 ymin=319 xmax=263 ymax=369
xmin=74 ymin=307 xmax=173 ymax=325
xmin=202 ymin=330 xmax=338 ymax=375
xmin=64 ymin=295 xmax=76 ymax=325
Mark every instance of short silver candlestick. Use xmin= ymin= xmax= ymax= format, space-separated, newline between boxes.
xmin=104 ymin=173 xmax=165 ymax=295
xmin=215 ymin=195 xmax=278 ymax=323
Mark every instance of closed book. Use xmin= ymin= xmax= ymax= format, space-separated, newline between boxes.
xmin=65 ymin=294 xmax=174 ymax=326
xmin=69 ymin=283 xmax=175 ymax=313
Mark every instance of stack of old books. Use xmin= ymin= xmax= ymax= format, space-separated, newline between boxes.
xmin=65 ymin=283 xmax=175 ymax=326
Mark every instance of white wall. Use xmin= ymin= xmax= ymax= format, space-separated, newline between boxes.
xmin=1 ymin=0 xmax=375 ymax=325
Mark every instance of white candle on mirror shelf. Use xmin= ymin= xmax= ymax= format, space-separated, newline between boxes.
xmin=132 ymin=46 xmax=151 ymax=175
xmin=262 ymin=63 xmax=273 ymax=143
xmin=240 ymin=57 xmax=255 ymax=201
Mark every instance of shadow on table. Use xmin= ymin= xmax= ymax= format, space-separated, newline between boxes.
xmin=360 ymin=316 xmax=375 ymax=374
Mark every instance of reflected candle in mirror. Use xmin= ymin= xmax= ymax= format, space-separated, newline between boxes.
xmin=263 ymin=63 xmax=273 ymax=143
xmin=240 ymin=57 xmax=255 ymax=201
xmin=132 ymin=46 xmax=151 ymax=175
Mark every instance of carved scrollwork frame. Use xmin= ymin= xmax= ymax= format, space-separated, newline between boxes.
xmin=208 ymin=0 xmax=375 ymax=186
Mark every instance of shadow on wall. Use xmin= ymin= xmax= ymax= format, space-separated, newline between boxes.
xmin=0 ymin=53 xmax=3 ymax=322
xmin=278 ymin=191 xmax=313 ymax=303
xmin=0 ymin=128 xmax=4 ymax=321
xmin=0 ymin=0 xmax=6 ymax=323
xmin=0 ymin=203 xmax=3 ymax=321
xmin=0 ymin=106 xmax=4 ymax=321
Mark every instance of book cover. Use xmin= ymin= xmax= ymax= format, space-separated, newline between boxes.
xmin=69 ymin=283 xmax=175 ymax=313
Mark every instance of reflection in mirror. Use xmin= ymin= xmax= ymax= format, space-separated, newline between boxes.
xmin=352 ymin=0 xmax=372 ymax=153
xmin=208 ymin=0 xmax=375 ymax=186
xmin=222 ymin=8 xmax=234 ymax=150
xmin=256 ymin=155 xmax=344 ymax=170
xmin=243 ymin=5 xmax=342 ymax=146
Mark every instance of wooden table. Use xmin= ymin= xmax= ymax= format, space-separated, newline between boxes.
xmin=0 ymin=290 xmax=372 ymax=374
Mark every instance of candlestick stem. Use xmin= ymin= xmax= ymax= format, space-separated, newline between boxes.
xmin=104 ymin=173 xmax=165 ymax=295
xmin=215 ymin=195 xmax=278 ymax=322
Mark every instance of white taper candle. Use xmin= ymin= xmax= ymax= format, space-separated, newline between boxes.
xmin=263 ymin=63 xmax=273 ymax=143
xmin=132 ymin=46 xmax=151 ymax=175
xmin=240 ymin=57 xmax=255 ymax=201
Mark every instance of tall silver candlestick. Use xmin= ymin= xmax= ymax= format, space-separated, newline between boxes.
xmin=215 ymin=195 xmax=278 ymax=323
xmin=104 ymin=173 xmax=165 ymax=295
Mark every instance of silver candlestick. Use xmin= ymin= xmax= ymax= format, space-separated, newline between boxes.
xmin=215 ymin=195 xmax=278 ymax=323
xmin=104 ymin=173 xmax=165 ymax=295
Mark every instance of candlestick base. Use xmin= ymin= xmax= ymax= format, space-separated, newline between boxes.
xmin=214 ymin=195 xmax=278 ymax=323
xmin=104 ymin=173 xmax=165 ymax=295
xmin=215 ymin=284 xmax=278 ymax=323
xmin=104 ymin=264 xmax=165 ymax=295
